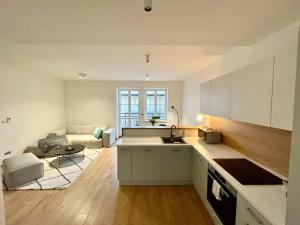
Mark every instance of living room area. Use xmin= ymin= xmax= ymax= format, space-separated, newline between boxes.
xmin=1 ymin=1 xmax=300 ymax=225
xmin=0 ymin=64 xmax=195 ymax=222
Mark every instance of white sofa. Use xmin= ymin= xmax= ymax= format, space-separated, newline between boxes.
xmin=64 ymin=125 xmax=116 ymax=148
xmin=25 ymin=125 xmax=117 ymax=157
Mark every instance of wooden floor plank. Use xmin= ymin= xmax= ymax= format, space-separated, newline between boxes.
xmin=4 ymin=148 xmax=214 ymax=225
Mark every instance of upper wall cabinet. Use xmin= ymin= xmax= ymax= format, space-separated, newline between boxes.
xmin=271 ymin=52 xmax=297 ymax=130
xmin=200 ymin=81 xmax=210 ymax=115
xmin=230 ymin=58 xmax=274 ymax=127
xmin=210 ymin=75 xmax=231 ymax=118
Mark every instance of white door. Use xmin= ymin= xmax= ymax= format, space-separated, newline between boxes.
xmin=118 ymin=89 xmax=140 ymax=135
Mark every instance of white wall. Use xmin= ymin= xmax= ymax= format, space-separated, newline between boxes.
xmin=0 ymin=65 xmax=65 ymax=158
xmin=286 ymin=29 xmax=300 ymax=225
xmin=182 ymin=20 xmax=300 ymax=125
xmin=64 ymin=81 xmax=182 ymax=130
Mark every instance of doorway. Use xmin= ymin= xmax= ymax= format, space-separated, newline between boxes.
xmin=117 ymin=88 xmax=141 ymax=135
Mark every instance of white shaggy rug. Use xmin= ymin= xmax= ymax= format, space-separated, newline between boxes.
xmin=3 ymin=148 xmax=102 ymax=190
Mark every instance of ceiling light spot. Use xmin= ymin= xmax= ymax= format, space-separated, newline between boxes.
xmin=144 ymin=0 xmax=152 ymax=12
xmin=79 ymin=73 xmax=88 ymax=79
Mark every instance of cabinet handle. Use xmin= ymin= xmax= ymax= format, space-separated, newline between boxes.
xmin=143 ymin=149 xmax=151 ymax=152
xmin=246 ymin=207 xmax=264 ymax=224
xmin=172 ymin=149 xmax=181 ymax=152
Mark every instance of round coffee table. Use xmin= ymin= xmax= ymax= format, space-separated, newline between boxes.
xmin=52 ymin=144 xmax=85 ymax=166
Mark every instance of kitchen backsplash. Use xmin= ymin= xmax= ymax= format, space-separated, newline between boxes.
xmin=209 ymin=116 xmax=292 ymax=177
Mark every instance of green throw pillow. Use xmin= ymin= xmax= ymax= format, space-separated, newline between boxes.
xmin=93 ymin=127 xmax=103 ymax=139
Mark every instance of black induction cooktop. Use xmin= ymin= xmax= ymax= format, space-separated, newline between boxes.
xmin=213 ymin=158 xmax=283 ymax=185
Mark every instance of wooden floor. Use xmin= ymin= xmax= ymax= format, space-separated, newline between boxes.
xmin=3 ymin=148 xmax=214 ymax=225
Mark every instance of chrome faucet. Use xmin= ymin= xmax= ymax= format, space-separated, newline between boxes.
xmin=170 ymin=125 xmax=177 ymax=139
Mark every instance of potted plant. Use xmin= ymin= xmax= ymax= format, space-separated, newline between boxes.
xmin=149 ymin=116 xmax=160 ymax=126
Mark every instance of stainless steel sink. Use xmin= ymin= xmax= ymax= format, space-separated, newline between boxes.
xmin=161 ymin=137 xmax=186 ymax=144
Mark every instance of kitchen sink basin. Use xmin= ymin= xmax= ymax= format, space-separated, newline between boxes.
xmin=161 ymin=137 xmax=186 ymax=144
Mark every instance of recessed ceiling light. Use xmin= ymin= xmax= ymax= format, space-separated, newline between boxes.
xmin=145 ymin=74 xmax=150 ymax=80
xmin=79 ymin=73 xmax=88 ymax=79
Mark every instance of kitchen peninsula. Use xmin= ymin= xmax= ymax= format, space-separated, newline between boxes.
xmin=121 ymin=126 xmax=199 ymax=137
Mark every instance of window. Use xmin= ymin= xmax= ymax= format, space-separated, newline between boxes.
xmin=118 ymin=88 xmax=140 ymax=134
xmin=145 ymin=88 xmax=168 ymax=120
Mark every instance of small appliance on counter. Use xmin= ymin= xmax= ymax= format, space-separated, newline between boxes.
xmin=198 ymin=127 xmax=222 ymax=144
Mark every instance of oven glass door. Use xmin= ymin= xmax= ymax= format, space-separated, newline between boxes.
xmin=207 ymin=172 xmax=237 ymax=225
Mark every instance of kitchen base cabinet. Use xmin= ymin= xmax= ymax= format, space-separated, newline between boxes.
xmin=117 ymin=145 xmax=193 ymax=185
xmin=132 ymin=147 xmax=162 ymax=181
xmin=236 ymin=194 xmax=272 ymax=225
xmin=117 ymin=146 xmax=132 ymax=180
xmin=191 ymin=149 xmax=208 ymax=201
xmin=162 ymin=147 xmax=191 ymax=181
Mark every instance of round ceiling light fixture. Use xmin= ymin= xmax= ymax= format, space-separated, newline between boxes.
xmin=78 ymin=73 xmax=88 ymax=79
xmin=144 ymin=0 xmax=152 ymax=12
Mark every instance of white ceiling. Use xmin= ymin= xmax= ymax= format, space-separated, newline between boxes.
xmin=1 ymin=0 xmax=300 ymax=45
xmin=0 ymin=0 xmax=300 ymax=80
xmin=0 ymin=44 xmax=231 ymax=80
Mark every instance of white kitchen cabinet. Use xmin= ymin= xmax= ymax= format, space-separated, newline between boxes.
xmin=191 ymin=149 xmax=201 ymax=193
xmin=236 ymin=194 xmax=272 ymax=225
xmin=162 ymin=147 xmax=191 ymax=180
xmin=210 ymin=74 xmax=231 ymax=118
xmin=131 ymin=146 xmax=162 ymax=180
xmin=230 ymin=58 xmax=274 ymax=126
xmin=117 ymin=146 xmax=132 ymax=180
xmin=200 ymin=81 xmax=211 ymax=115
xmin=271 ymin=51 xmax=297 ymax=130
xmin=191 ymin=149 xmax=208 ymax=201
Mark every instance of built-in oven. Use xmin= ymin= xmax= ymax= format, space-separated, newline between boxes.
xmin=207 ymin=165 xmax=237 ymax=225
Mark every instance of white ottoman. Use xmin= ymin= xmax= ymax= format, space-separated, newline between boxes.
xmin=3 ymin=153 xmax=44 ymax=189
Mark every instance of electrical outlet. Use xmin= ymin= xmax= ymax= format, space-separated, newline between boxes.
xmin=4 ymin=151 xmax=11 ymax=156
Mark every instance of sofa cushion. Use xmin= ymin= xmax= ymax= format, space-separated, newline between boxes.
xmin=66 ymin=134 xmax=102 ymax=149
xmin=67 ymin=125 xmax=82 ymax=134
xmin=93 ymin=128 xmax=103 ymax=139
xmin=66 ymin=134 xmax=87 ymax=145
xmin=80 ymin=125 xmax=95 ymax=134
xmin=67 ymin=125 xmax=107 ymax=135
xmin=84 ymin=136 xmax=102 ymax=149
